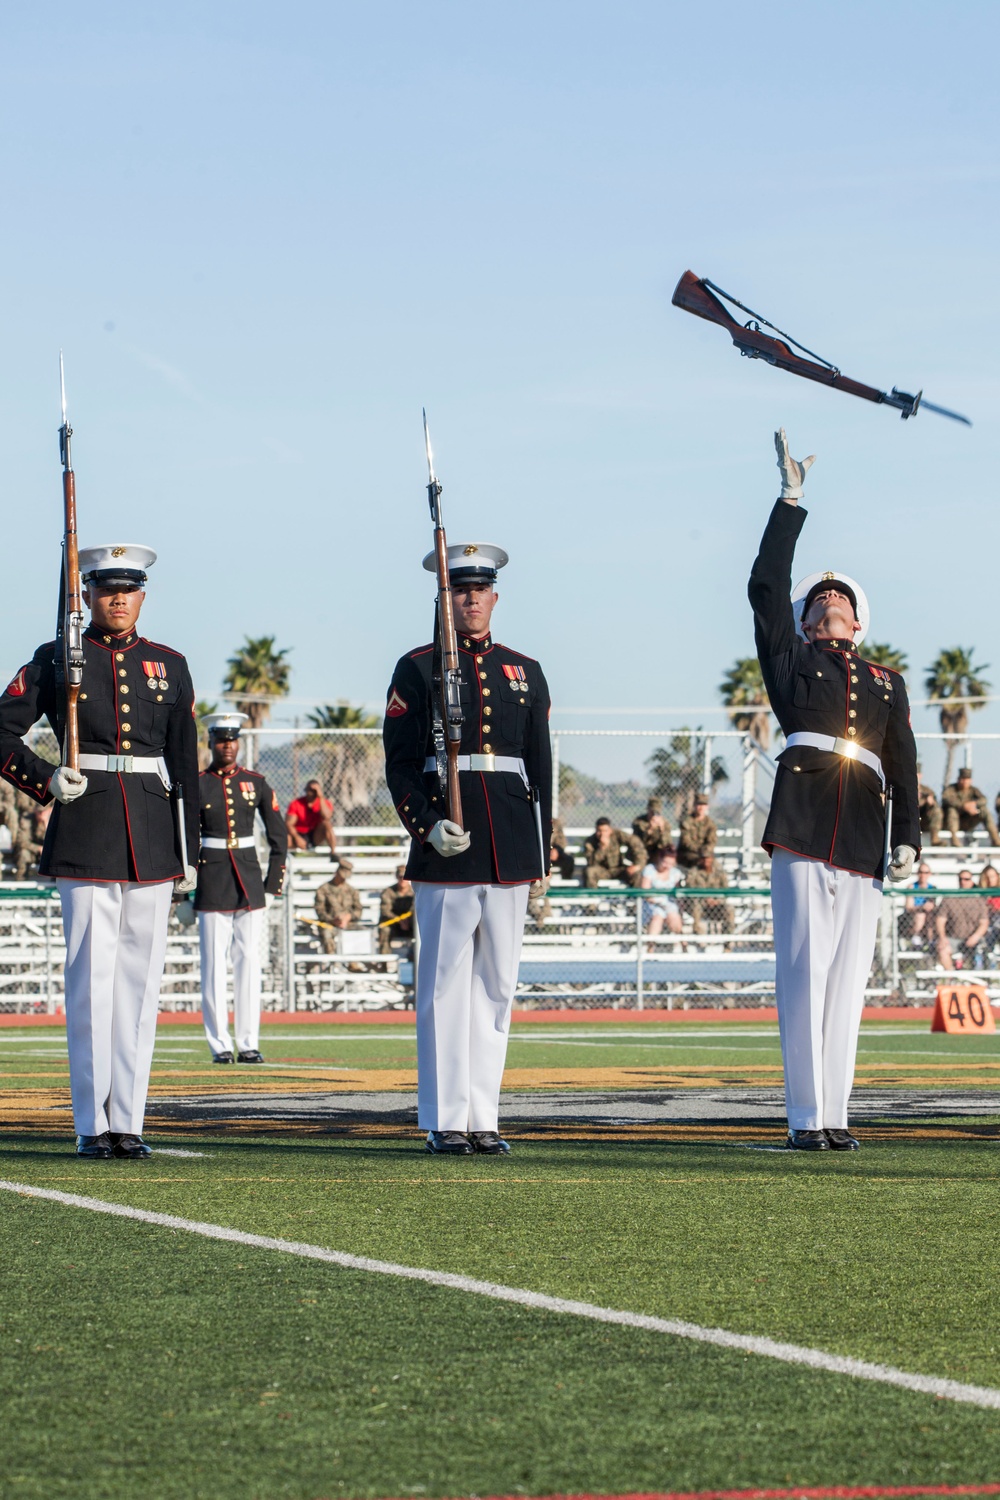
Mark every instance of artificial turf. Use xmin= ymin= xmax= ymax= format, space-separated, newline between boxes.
xmin=2 ymin=1131 xmax=1000 ymax=1498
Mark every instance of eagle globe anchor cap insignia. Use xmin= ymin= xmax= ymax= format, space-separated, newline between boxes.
xmin=78 ymin=542 xmax=157 ymax=589
xmin=791 ymin=569 xmax=870 ymax=644
xmin=421 ymin=542 xmax=509 ymax=585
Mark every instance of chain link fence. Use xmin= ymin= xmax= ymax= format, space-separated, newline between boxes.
xmin=4 ymin=725 xmax=1000 ymax=1015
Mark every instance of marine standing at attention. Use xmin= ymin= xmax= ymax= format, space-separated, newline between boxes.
xmin=0 ymin=545 xmax=199 ymax=1159
xmin=383 ymin=542 xmax=552 ymax=1156
xmin=194 ymin=713 xmax=287 ymax=1064
xmin=749 ymin=431 xmax=919 ymax=1151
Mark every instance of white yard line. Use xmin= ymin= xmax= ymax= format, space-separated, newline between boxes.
xmin=1 ymin=1178 xmax=997 ymax=1411
xmin=155 ymin=1148 xmax=210 ymax=1158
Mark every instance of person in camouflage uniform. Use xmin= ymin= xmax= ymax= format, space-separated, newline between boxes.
xmin=550 ymin=816 xmax=575 ymax=881
xmin=917 ymin=769 xmax=943 ymax=846
xmin=943 ymin=768 xmax=1000 ymax=847
xmin=681 ymin=853 xmax=735 ymax=935
xmin=632 ymin=796 xmax=672 ymax=862
xmin=314 ymin=859 xmax=363 ymax=954
xmin=0 ymin=781 xmax=17 ymax=876
xmin=378 ymin=865 xmax=413 ymax=955
xmin=13 ymin=797 xmax=48 ymax=880
xmin=582 ymin=818 xmax=644 ymax=888
xmin=677 ymin=793 xmax=717 ymax=870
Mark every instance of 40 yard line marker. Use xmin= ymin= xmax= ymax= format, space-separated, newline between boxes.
xmin=3 ymin=1177 xmax=999 ymax=1413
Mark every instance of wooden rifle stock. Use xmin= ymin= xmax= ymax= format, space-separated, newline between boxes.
xmin=57 ymin=363 xmax=85 ymax=772
xmin=671 ymin=270 xmax=883 ymax=405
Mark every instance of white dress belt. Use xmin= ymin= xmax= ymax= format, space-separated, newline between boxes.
xmin=424 ymin=754 xmax=528 ymax=786
xmin=201 ymin=835 xmax=256 ymax=850
xmin=78 ymin=753 xmax=171 ymax=789
xmin=784 ymin=732 xmax=885 ymax=789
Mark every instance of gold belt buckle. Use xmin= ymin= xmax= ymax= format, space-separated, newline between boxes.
xmin=227 ymin=836 xmax=238 ymax=849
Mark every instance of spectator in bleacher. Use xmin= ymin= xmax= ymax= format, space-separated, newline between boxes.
xmin=12 ymin=796 xmax=50 ymax=880
xmin=935 ymin=870 xmax=989 ymax=970
xmin=314 ymin=859 xmax=362 ymax=954
xmin=582 ymin=818 xmax=644 ymax=888
xmin=902 ymin=862 xmax=937 ymax=948
xmin=632 ymin=796 xmax=671 ymax=862
xmin=642 ymin=844 xmax=683 ymax=941
xmin=286 ymin=779 xmax=337 ymax=855
xmin=0 ymin=781 xmax=16 ymax=873
xmin=677 ymin=793 xmax=717 ymax=870
xmin=549 ymin=815 xmax=575 ymax=881
xmin=682 ymin=853 xmax=735 ymax=935
xmin=378 ymin=865 xmax=413 ymax=954
xmin=942 ymin=767 xmax=1000 ymax=848
xmin=917 ymin=770 xmax=943 ymax=847
xmin=978 ymin=865 xmax=1000 ymax=956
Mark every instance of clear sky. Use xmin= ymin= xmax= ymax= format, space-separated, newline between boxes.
xmin=2 ymin=1 xmax=997 ymax=743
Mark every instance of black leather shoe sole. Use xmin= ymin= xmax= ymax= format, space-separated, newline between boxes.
xmin=109 ymin=1135 xmax=152 ymax=1160
xmin=825 ymin=1129 xmax=860 ymax=1151
xmin=425 ymin=1133 xmax=475 ymax=1155
xmin=76 ymin=1134 xmax=113 ymax=1159
xmin=786 ymin=1129 xmax=831 ymax=1151
xmin=237 ymin=1051 xmax=264 ymax=1064
xmin=212 ymin=1052 xmax=235 ymax=1064
xmin=470 ymin=1133 xmax=512 ymax=1155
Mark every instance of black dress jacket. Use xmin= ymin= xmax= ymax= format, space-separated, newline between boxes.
xmin=383 ymin=632 xmax=552 ymax=885
xmin=749 ymin=501 xmax=920 ymax=878
xmin=194 ymin=764 xmax=288 ymax=912
xmin=0 ymin=625 xmax=199 ymax=882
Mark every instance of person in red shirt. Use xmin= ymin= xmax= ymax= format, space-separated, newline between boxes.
xmin=285 ymin=779 xmax=336 ymax=854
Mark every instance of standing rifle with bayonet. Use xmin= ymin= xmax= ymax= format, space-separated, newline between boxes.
xmin=0 ymin=359 xmax=200 ymax=1159
xmin=381 ymin=414 xmax=553 ymax=1156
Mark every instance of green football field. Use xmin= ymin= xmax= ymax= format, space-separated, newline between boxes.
xmin=2 ymin=1018 xmax=1000 ymax=1499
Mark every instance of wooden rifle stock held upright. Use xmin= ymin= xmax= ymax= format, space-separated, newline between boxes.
xmin=423 ymin=410 xmax=464 ymax=829
xmin=57 ymin=355 xmax=85 ymax=771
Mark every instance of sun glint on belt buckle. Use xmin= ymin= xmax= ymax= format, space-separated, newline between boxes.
xmin=833 ymin=737 xmax=857 ymax=759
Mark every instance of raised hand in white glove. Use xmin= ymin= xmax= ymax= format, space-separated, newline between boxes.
xmin=174 ymin=863 xmax=198 ymax=895
xmin=50 ymin=766 xmax=88 ymax=804
xmin=887 ymin=845 xmax=917 ymax=883
xmin=774 ymin=427 xmax=816 ymax=502
xmin=427 ymin=819 xmax=471 ymax=857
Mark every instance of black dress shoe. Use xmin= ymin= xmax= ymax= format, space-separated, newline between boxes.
xmin=425 ymin=1131 xmax=475 ymax=1155
xmin=825 ymin=1128 xmax=860 ymax=1151
xmin=212 ymin=1051 xmax=235 ymax=1064
xmin=786 ymin=1128 xmax=831 ymax=1151
xmin=237 ymin=1050 xmax=264 ymax=1064
xmin=76 ymin=1133 xmax=113 ymax=1159
xmin=469 ymin=1131 xmax=511 ymax=1155
xmin=109 ymin=1134 xmax=152 ymax=1160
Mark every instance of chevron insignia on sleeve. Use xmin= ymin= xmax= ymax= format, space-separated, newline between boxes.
xmin=4 ymin=667 xmax=27 ymax=698
xmin=386 ymin=688 xmax=408 ymax=717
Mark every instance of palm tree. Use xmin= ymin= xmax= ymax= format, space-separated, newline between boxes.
xmin=863 ymin=641 xmax=909 ymax=674
xmin=222 ymin=637 xmax=291 ymax=728
xmin=925 ymin=647 xmax=991 ymax=789
xmin=718 ymin=658 xmax=771 ymax=749
xmin=647 ymin=730 xmax=728 ymax=821
xmin=303 ymin=701 xmax=384 ymax=823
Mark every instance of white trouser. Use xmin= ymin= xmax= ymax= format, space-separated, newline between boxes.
xmin=57 ymin=878 xmax=173 ymax=1137
xmin=771 ymin=849 xmax=882 ymax=1130
xmin=413 ymin=882 xmax=529 ymax=1132
xmin=198 ymin=908 xmax=264 ymax=1056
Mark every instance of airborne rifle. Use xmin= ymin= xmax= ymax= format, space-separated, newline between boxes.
xmin=423 ymin=410 xmax=464 ymax=828
xmin=55 ymin=354 xmax=85 ymax=770
xmin=672 ymin=271 xmax=971 ymax=425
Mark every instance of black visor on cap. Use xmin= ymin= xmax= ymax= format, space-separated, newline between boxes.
xmin=84 ymin=568 xmax=147 ymax=590
xmin=802 ymin=578 xmax=857 ymax=616
xmin=209 ymin=728 xmax=241 ymax=741
xmin=450 ymin=567 xmax=496 ymax=586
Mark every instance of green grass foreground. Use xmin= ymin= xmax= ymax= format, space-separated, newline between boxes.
xmin=2 ymin=1129 xmax=1000 ymax=1499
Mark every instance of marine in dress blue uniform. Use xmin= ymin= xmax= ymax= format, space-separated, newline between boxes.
xmin=0 ymin=544 xmax=199 ymax=1159
xmin=195 ymin=713 xmax=287 ymax=1063
xmin=383 ymin=543 xmax=552 ymax=1154
xmin=750 ymin=433 xmax=920 ymax=1150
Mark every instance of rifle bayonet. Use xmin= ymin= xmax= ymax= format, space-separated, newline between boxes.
xmin=56 ymin=353 xmax=85 ymax=769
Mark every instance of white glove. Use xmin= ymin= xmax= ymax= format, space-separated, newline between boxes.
xmin=265 ymin=892 xmax=276 ymax=909
xmin=774 ymin=428 xmax=816 ymax=501
xmin=427 ymin=819 xmax=471 ymax=857
xmin=887 ymin=845 xmax=917 ymax=883
xmin=174 ymin=863 xmax=198 ymax=894
xmin=50 ymin=766 xmax=88 ymax=804
xmin=529 ymin=875 xmax=550 ymax=899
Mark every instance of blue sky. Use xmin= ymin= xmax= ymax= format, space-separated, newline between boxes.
xmin=2 ymin=1 xmax=997 ymax=748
